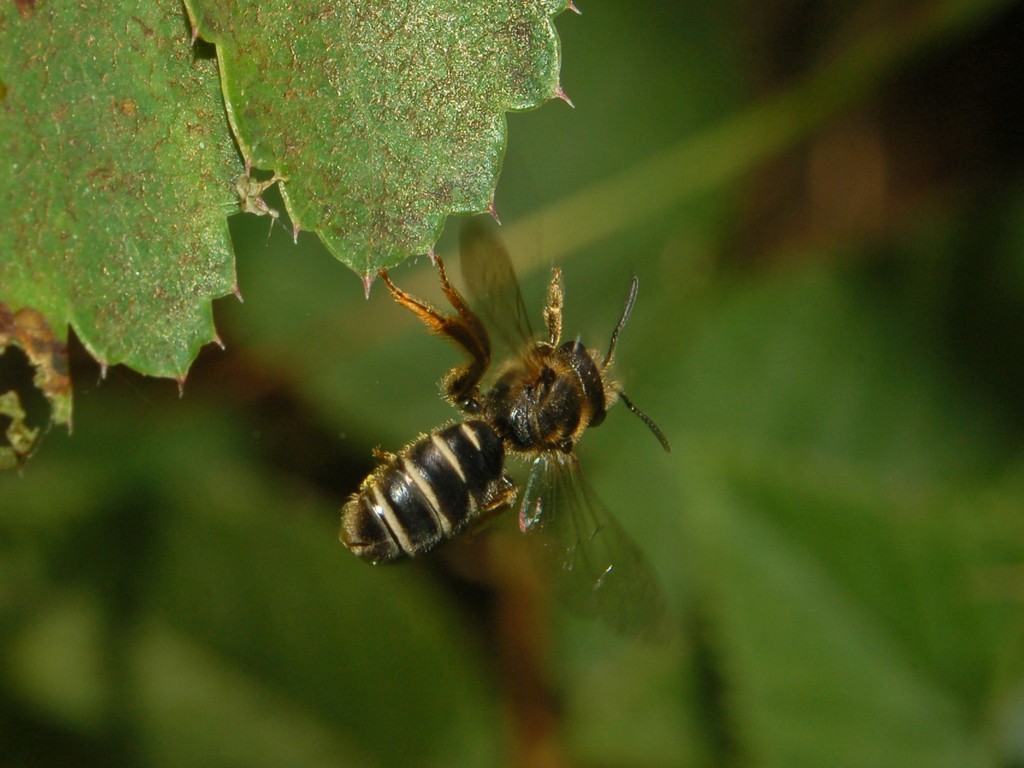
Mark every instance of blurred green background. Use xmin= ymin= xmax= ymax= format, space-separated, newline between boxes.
xmin=4 ymin=1 xmax=1024 ymax=766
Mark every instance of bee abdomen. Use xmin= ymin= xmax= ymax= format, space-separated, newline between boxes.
xmin=340 ymin=420 xmax=513 ymax=564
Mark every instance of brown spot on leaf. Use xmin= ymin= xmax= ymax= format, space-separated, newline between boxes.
xmin=14 ymin=0 xmax=35 ymax=19
xmin=118 ymin=98 xmax=138 ymax=117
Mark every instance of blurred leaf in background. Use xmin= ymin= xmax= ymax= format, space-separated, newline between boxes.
xmin=3 ymin=1 xmax=1024 ymax=767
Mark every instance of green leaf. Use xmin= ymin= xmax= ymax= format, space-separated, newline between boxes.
xmin=184 ymin=0 xmax=570 ymax=277
xmin=0 ymin=2 xmax=238 ymax=380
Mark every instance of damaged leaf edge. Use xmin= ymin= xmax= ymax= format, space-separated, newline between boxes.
xmin=0 ymin=303 xmax=73 ymax=468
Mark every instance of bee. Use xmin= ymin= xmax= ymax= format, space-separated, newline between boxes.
xmin=340 ymin=219 xmax=671 ymax=636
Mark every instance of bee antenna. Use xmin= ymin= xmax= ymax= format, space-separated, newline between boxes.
xmin=604 ymin=276 xmax=639 ymax=367
xmin=619 ymin=391 xmax=670 ymax=452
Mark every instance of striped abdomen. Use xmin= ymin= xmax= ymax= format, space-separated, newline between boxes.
xmin=340 ymin=420 xmax=515 ymax=563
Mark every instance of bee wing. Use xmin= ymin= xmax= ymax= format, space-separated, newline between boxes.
xmin=520 ymin=454 xmax=671 ymax=641
xmin=459 ymin=218 xmax=537 ymax=359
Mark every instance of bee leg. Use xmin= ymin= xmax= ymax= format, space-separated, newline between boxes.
xmin=484 ymin=472 xmax=518 ymax=514
xmin=543 ymin=267 xmax=563 ymax=346
xmin=465 ymin=473 xmax=519 ymax=534
xmin=379 ymin=258 xmax=492 ymax=411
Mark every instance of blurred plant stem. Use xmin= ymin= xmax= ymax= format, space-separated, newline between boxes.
xmin=448 ymin=0 xmax=1014 ymax=279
